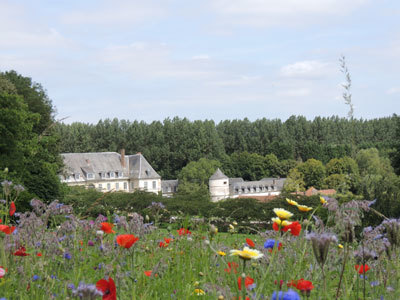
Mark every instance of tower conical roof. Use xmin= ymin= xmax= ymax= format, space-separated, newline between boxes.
xmin=210 ymin=168 xmax=228 ymax=180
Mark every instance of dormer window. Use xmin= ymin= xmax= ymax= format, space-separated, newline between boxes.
xmin=75 ymin=174 xmax=80 ymax=180
xmin=100 ymin=172 xmax=105 ymax=179
xmin=109 ymin=172 xmax=115 ymax=178
xmin=87 ymin=173 xmax=94 ymax=179
xmin=118 ymin=172 xmax=123 ymax=178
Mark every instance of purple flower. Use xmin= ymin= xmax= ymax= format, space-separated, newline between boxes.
xmin=64 ymin=252 xmax=72 ymax=260
xmin=88 ymin=240 xmax=95 ymax=246
xmin=32 ymin=275 xmax=40 ymax=281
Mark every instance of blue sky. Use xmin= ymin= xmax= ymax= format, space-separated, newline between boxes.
xmin=1 ymin=0 xmax=399 ymax=124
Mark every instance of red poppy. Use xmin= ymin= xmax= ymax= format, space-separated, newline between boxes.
xmin=237 ymin=276 xmax=254 ymax=290
xmin=355 ymin=264 xmax=370 ymax=274
xmin=224 ymin=262 xmax=239 ymax=274
xmin=0 ymin=225 xmax=16 ymax=235
xmin=272 ymin=222 xmax=280 ymax=231
xmin=296 ymin=279 xmax=314 ymax=292
xmin=13 ymin=246 xmax=29 ymax=256
xmin=100 ymin=222 xmax=115 ymax=234
xmin=116 ymin=234 xmax=139 ymax=249
xmin=246 ymin=238 xmax=255 ymax=248
xmin=96 ymin=277 xmax=117 ymax=300
xmin=177 ymin=228 xmax=191 ymax=236
xmin=164 ymin=238 xmax=172 ymax=244
xmin=9 ymin=202 xmax=16 ymax=216
xmin=159 ymin=241 xmax=167 ymax=248
xmin=36 ymin=252 xmax=42 ymax=257
xmin=283 ymin=221 xmax=302 ymax=236
xmin=144 ymin=270 xmax=152 ymax=277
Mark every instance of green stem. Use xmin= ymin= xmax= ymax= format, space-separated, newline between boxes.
xmin=336 ymin=243 xmax=349 ymax=300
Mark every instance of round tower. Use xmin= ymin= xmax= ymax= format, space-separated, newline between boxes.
xmin=209 ymin=168 xmax=229 ymax=202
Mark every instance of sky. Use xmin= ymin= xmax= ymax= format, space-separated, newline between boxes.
xmin=0 ymin=0 xmax=399 ymax=124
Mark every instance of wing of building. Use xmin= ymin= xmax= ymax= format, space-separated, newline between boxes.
xmin=60 ymin=150 xmax=161 ymax=193
xmin=209 ymin=168 xmax=286 ymax=202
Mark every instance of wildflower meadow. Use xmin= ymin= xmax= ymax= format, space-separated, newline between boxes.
xmin=1 ymin=181 xmax=400 ymax=299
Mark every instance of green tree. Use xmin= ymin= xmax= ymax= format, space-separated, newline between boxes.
xmin=282 ymin=168 xmax=305 ymax=192
xmin=0 ymin=71 xmax=63 ymax=202
xmin=177 ymin=158 xmax=221 ymax=197
xmin=297 ymin=158 xmax=326 ymax=189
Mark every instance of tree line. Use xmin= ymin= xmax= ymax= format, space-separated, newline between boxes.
xmin=55 ymin=116 xmax=398 ymax=179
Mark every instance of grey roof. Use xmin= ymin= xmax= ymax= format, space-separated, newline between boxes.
xmin=229 ymin=178 xmax=244 ymax=184
xmin=161 ymin=180 xmax=179 ymax=187
xmin=210 ymin=168 xmax=228 ymax=180
xmin=128 ymin=154 xmax=161 ymax=179
xmin=61 ymin=152 xmax=160 ymax=180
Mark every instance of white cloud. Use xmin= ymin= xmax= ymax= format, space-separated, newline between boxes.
xmin=62 ymin=0 xmax=166 ymax=26
xmin=276 ymin=88 xmax=311 ymax=97
xmin=98 ymin=42 xmax=218 ymax=80
xmin=192 ymin=55 xmax=210 ymax=60
xmin=386 ymin=87 xmax=400 ymax=95
xmin=210 ymin=0 xmax=369 ymax=27
xmin=280 ymin=60 xmax=334 ymax=79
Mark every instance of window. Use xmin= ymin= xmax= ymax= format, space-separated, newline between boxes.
xmin=119 ymin=172 xmax=123 ymax=178
xmin=75 ymin=174 xmax=80 ymax=180
xmin=107 ymin=183 xmax=111 ymax=190
xmin=87 ymin=173 xmax=94 ymax=179
xmin=223 ymin=181 xmax=227 ymax=185
xmin=116 ymin=183 xmax=119 ymax=190
xmin=100 ymin=172 xmax=105 ymax=179
xmin=144 ymin=181 xmax=148 ymax=190
xmin=152 ymin=181 xmax=156 ymax=189
xmin=124 ymin=182 xmax=127 ymax=190
xmin=98 ymin=184 xmax=102 ymax=189
xmin=109 ymin=172 xmax=115 ymax=178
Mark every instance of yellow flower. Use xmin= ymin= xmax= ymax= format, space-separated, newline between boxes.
xmin=296 ymin=204 xmax=313 ymax=212
xmin=230 ymin=246 xmax=264 ymax=260
xmin=286 ymin=198 xmax=298 ymax=206
xmin=271 ymin=217 xmax=292 ymax=226
xmin=338 ymin=244 xmax=344 ymax=249
xmin=217 ymin=251 xmax=226 ymax=256
xmin=273 ymin=208 xmax=293 ymax=220
xmin=229 ymin=224 xmax=235 ymax=230
xmin=232 ymin=221 xmax=238 ymax=226
xmin=194 ymin=289 xmax=205 ymax=295
xmin=320 ymin=196 xmax=327 ymax=205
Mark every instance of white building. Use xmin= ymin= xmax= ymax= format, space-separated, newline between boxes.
xmin=60 ymin=150 xmax=161 ymax=194
xmin=209 ymin=168 xmax=286 ymax=202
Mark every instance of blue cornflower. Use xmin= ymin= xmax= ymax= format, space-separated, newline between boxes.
xmin=51 ymin=275 xmax=57 ymax=279
xmin=264 ymin=239 xmax=281 ymax=250
xmin=272 ymin=289 xmax=300 ymax=300
xmin=63 ymin=252 xmax=72 ymax=260
xmin=32 ymin=275 xmax=40 ymax=281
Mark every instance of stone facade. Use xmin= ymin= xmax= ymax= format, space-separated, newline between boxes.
xmin=60 ymin=151 xmax=161 ymax=194
xmin=209 ymin=168 xmax=286 ymax=202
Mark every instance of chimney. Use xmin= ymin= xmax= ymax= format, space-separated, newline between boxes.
xmin=136 ymin=152 xmax=141 ymax=155
xmin=120 ymin=149 xmax=125 ymax=167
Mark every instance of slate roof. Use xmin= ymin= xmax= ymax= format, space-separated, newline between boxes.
xmin=209 ymin=168 xmax=228 ymax=180
xmin=61 ymin=152 xmax=160 ymax=180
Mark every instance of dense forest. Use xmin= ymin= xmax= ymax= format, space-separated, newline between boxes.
xmin=55 ymin=116 xmax=398 ymax=179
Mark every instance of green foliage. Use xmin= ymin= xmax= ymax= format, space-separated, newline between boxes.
xmin=0 ymin=71 xmax=63 ymax=202
xmin=297 ymin=158 xmax=326 ymax=189
xmin=178 ymin=158 xmax=221 ymax=186
xmin=283 ymin=168 xmax=305 ymax=193
xmin=55 ymin=115 xmax=398 ymax=179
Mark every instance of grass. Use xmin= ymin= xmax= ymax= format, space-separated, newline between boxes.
xmin=1 ymin=197 xmax=400 ymax=299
